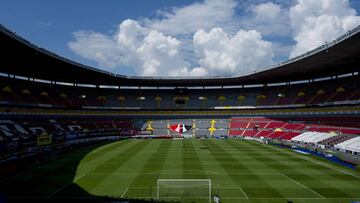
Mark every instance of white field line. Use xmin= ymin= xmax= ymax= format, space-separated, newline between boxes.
xmin=138 ymin=196 xmax=212 ymax=199
xmin=125 ymin=186 xmax=149 ymax=189
xmin=280 ymin=174 xmax=325 ymax=199
xmin=125 ymin=186 xmax=243 ymax=189
xmin=218 ymin=186 xmax=247 ymax=189
xmin=74 ymin=173 xmax=86 ymax=181
xmin=0 ymin=146 xmax=98 ymax=184
xmin=219 ymin=197 xmax=320 ymax=200
xmin=46 ymin=183 xmax=72 ymax=198
xmin=147 ymin=169 xmax=221 ymax=175
xmin=131 ymin=196 xmax=357 ymax=200
xmin=86 ymin=172 xmax=284 ymax=176
xmin=46 ymin=173 xmax=86 ymax=198
xmin=109 ymin=150 xmax=271 ymax=153
xmin=268 ymin=145 xmax=360 ymax=180
xmin=10 ymin=196 xmax=360 ymax=200
xmin=0 ymin=158 xmax=68 ymax=184
xmin=121 ymin=187 xmax=129 ymax=198
xmin=0 ymin=163 xmax=48 ymax=183
xmin=238 ymin=187 xmax=249 ymax=199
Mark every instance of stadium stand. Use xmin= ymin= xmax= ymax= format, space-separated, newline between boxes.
xmin=291 ymin=132 xmax=335 ymax=144
xmin=318 ymin=134 xmax=357 ymax=147
xmin=335 ymin=136 xmax=360 ymax=155
xmin=0 ymin=117 xmax=136 ymax=155
xmin=0 ymin=23 xmax=360 ymax=183
xmin=228 ymin=117 xmax=360 ymax=142
xmin=0 ymin=74 xmax=360 ymax=110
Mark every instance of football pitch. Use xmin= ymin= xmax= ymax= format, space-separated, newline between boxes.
xmin=2 ymin=139 xmax=360 ymax=203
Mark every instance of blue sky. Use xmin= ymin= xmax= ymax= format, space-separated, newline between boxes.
xmin=1 ymin=0 xmax=360 ymax=77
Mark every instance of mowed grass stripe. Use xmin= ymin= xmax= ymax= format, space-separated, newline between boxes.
xmin=254 ymin=140 xmax=360 ymax=198
xmin=227 ymin=140 xmax=325 ymax=199
xmin=73 ymin=140 xmax=153 ymax=194
xmin=217 ymin=140 xmax=279 ymax=174
xmin=126 ymin=140 xmax=173 ymax=199
xmin=158 ymin=139 xmax=183 ymax=179
xmin=245 ymin=140 xmax=360 ymax=198
xmin=88 ymin=140 xmax=160 ymax=197
xmin=77 ymin=140 xmax=131 ymax=164
xmin=2 ymin=144 xmax=104 ymax=197
xmin=75 ymin=140 xmax=134 ymax=175
xmin=52 ymin=141 xmax=144 ymax=197
xmin=256 ymin=146 xmax=352 ymax=198
xmin=6 ymin=139 xmax=360 ymax=203
xmin=196 ymin=140 xmax=248 ymax=199
xmin=182 ymin=139 xmax=207 ymax=179
xmin=77 ymin=140 xmax=141 ymax=174
xmin=206 ymin=140 xmax=284 ymax=198
xmin=264 ymin=141 xmax=360 ymax=179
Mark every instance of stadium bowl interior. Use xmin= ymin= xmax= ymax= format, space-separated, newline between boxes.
xmin=1 ymin=23 xmax=360 ymax=203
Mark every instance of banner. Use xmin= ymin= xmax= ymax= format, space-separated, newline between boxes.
xmin=37 ymin=133 xmax=52 ymax=146
xmin=170 ymin=124 xmax=192 ymax=134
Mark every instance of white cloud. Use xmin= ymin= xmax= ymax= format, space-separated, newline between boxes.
xmin=239 ymin=2 xmax=291 ymax=37
xmin=116 ymin=19 xmax=147 ymax=50
xmin=289 ymin=0 xmax=360 ymax=58
xmin=146 ymin=0 xmax=238 ymax=35
xmin=144 ymin=0 xmax=241 ymax=73
xmin=67 ymin=0 xmax=360 ymax=77
xmin=68 ymin=0 xmax=278 ymax=77
xmin=69 ymin=20 xmax=208 ymax=77
xmin=252 ymin=2 xmax=281 ymax=21
xmin=193 ymin=28 xmax=274 ymax=76
xmin=134 ymin=30 xmax=189 ymax=76
xmin=68 ymin=31 xmax=124 ymax=69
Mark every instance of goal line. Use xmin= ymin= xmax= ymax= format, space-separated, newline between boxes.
xmin=156 ymin=179 xmax=212 ymax=203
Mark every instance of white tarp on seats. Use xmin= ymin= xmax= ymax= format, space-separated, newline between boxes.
xmin=335 ymin=136 xmax=360 ymax=153
xmin=291 ymin=131 xmax=335 ymax=144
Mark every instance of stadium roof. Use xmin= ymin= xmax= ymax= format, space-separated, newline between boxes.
xmin=1 ymin=24 xmax=360 ymax=87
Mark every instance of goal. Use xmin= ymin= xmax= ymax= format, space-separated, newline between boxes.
xmin=156 ymin=179 xmax=211 ymax=202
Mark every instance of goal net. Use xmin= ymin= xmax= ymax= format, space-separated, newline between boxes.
xmin=157 ymin=179 xmax=211 ymax=202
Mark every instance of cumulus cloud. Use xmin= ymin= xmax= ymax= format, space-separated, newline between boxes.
xmin=240 ymin=2 xmax=291 ymax=37
xmin=68 ymin=0 xmax=277 ymax=77
xmin=193 ymin=28 xmax=274 ymax=76
xmin=69 ymin=20 xmax=195 ymax=76
xmin=252 ymin=2 xmax=282 ymax=21
xmin=67 ymin=0 xmax=360 ymax=77
xmin=289 ymin=0 xmax=360 ymax=58
xmin=144 ymin=0 xmax=241 ymax=71
xmin=69 ymin=20 xmax=274 ymax=77
xmin=145 ymin=0 xmax=238 ymax=35
xmin=68 ymin=31 xmax=124 ymax=69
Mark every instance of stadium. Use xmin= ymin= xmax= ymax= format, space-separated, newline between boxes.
xmin=1 ymin=1 xmax=360 ymax=203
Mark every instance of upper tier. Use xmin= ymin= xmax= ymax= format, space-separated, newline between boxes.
xmin=1 ymin=75 xmax=359 ymax=110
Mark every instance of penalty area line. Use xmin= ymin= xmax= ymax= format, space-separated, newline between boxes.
xmin=280 ymin=174 xmax=325 ymax=199
xmin=238 ymin=187 xmax=249 ymax=199
xmin=121 ymin=187 xmax=129 ymax=198
xmin=267 ymin=144 xmax=360 ymax=180
xmin=46 ymin=173 xmax=87 ymax=198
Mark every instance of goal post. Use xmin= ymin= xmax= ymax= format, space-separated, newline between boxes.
xmin=157 ymin=179 xmax=211 ymax=202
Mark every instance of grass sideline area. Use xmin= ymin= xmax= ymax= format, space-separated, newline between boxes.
xmin=1 ymin=139 xmax=360 ymax=203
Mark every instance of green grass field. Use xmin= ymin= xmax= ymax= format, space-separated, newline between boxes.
xmin=2 ymin=139 xmax=360 ymax=203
